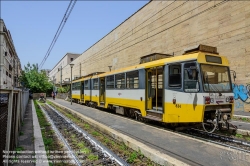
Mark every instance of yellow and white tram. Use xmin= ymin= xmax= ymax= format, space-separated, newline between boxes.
xmin=72 ymin=45 xmax=234 ymax=133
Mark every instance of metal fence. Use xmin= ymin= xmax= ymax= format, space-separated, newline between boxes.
xmin=0 ymin=89 xmax=29 ymax=165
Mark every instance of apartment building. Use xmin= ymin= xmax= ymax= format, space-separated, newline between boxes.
xmin=48 ymin=53 xmax=80 ymax=85
xmin=0 ymin=19 xmax=22 ymax=89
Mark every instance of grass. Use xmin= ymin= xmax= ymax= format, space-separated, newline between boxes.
xmin=19 ymin=131 xmax=24 ymax=136
xmin=84 ymin=124 xmax=90 ymax=129
xmin=44 ymin=138 xmax=53 ymax=146
xmin=235 ymin=133 xmax=243 ymax=138
xmin=232 ymin=116 xmax=250 ymax=123
xmin=87 ymin=154 xmax=98 ymax=161
xmin=81 ymin=148 xmax=91 ymax=154
xmin=119 ymin=143 xmax=127 ymax=151
xmin=15 ymin=146 xmax=24 ymax=152
xmin=77 ymin=142 xmax=85 ymax=149
xmin=15 ymin=146 xmax=24 ymax=156
xmin=91 ymin=131 xmax=100 ymax=136
xmin=46 ymin=100 xmax=52 ymax=105
xmin=128 ymin=151 xmax=138 ymax=163
xmin=103 ymin=137 xmax=109 ymax=143
xmin=138 ymin=149 xmax=144 ymax=158
xmin=34 ymin=100 xmax=67 ymax=165
xmin=65 ymin=112 xmax=80 ymax=123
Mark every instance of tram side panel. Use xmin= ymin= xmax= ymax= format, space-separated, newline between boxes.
xmin=163 ymin=63 xmax=204 ymax=123
xmin=84 ymin=79 xmax=91 ymax=104
xmin=163 ymin=90 xmax=204 ymax=123
xmin=72 ymin=89 xmax=81 ymax=101
xmin=105 ymin=69 xmax=146 ymax=115
xmin=72 ymin=82 xmax=81 ymax=102
xmin=105 ymin=89 xmax=145 ymax=113
xmin=91 ymin=77 xmax=100 ymax=106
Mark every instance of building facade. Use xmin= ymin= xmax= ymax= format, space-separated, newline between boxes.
xmin=0 ymin=19 xmax=22 ymax=89
xmin=48 ymin=53 xmax=80 ymax=85
xmin=55 ymin=1 xmax=250 ymax=111
xmin=41 ymin=69 xmax=51 ymax=77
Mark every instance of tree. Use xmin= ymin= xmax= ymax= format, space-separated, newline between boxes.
xmin=19 ymin=63 xmax=53 ymax=93
xmin=57 ymin=86 xmax=70 ymax=93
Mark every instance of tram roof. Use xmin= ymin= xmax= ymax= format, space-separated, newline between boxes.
xmin=98 ymin=52 xmax=229 ymax=77
xmin=72 ymin=51 xmax=229 ymax=81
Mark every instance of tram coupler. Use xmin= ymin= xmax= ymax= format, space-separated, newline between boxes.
xmin=215 ymin=108 xmax=232 ymax=130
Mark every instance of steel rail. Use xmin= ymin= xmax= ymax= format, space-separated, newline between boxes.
xmin=49 ymin=103 xmax=203 ymax=166
xmin=48 ymin=99 xmax=250 ymax=165
xmin=39 ymin=104 xmax=82 ymax=166
xmin=99 ymin=106 xmax=250 ymax=154
xmin=184 ymin=128 xmax=250 ymax=153
xmin=45 ymin=103 xmax=129 ymax=166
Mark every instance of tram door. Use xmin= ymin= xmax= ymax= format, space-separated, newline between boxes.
xmin=146 ymin=67 xmax=164 ymax=112
xmin=81 ymin=81 xmax=84 ymax=102
xmin=146 ymin=70 xmax=152 ymax=110
xmin=99 ymin=77 xmax=105 ymax=105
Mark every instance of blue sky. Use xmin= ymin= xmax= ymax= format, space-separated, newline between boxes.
xmin=1 ymin=0 xmax=149 ymax=70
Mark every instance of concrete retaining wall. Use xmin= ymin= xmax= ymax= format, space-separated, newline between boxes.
xmin=56 ymin=93 xmax=68 ymax=100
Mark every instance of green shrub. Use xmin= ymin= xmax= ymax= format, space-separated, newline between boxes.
xmin=57 ymin=86 xmax=70 ymax=93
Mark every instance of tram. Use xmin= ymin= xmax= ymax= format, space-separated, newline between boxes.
xmin=71 ymin=45 xmax=234 ymax=133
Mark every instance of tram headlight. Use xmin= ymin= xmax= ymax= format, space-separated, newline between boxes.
xmin=205 ymin=96 xmax=210 ymax=104
xmin=229 ymin=96 xmax=234 ymax=103
xmin=226 ymin=96 xmax=234 ymax=103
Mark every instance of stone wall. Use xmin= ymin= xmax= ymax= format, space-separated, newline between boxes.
xmin=33 ymin=93 xmax=46 ymax=100
xmin=54 ymin=0 xmax=250 ymax=111
xmin=56 ymin=93 xmax=68 ymax=100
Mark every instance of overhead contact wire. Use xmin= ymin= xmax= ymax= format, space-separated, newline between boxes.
xmin=39 ymin=0 xmax=77 ymax=69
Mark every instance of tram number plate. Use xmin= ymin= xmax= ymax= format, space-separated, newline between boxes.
xmin=215 ymin=95 xmax=225 ymax=99
xmin=175 ymin=104 xmax=181 ymax=108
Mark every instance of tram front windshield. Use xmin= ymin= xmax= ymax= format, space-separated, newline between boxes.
xmin=200 ymin=64 xmax=232 ymax=92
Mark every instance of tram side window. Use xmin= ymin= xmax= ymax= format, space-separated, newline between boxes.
xmin=77 ymin=82 xmax=80 ymax=90
xmin=115 ymin=73 xmax=125 ymax=89
xmin=84 ymin=80 xmax=89 ymax=90
xmin=126 ymin=70 xmax=139 ymax=89
xmin=93 ymin=79 xmax=98 ymax=90
xmin=106 ymin=75 xmax=114 ymax=89
xmin=184 ymin=63 xmax=199 ymax=92
xmin=72 ymin=82 xmax=80 ymax=90
xmin=169 ymin=64 xmax=181 ymax=88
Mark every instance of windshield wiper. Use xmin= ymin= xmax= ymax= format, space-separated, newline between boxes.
xmin=205 ymin=75 xmax=210 ymax=91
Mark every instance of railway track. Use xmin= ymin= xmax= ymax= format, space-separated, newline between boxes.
xmin=48 ymin=100 xmax=250 ymax=165
xmin=182 ymin=128 xmax=250 ymax=153
xmin=91 ymin=105 xmax=250 ymax=154
xmin=99 ymin=105 xmax=250 ymax=153
xmin=38 ymin=103 xmax=129 ymax=166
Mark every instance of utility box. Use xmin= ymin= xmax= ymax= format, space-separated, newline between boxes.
xmin=183 ymin=44 xmax=218 ymax=55
xmin=140 ymin=53 xmax=173 ymax=64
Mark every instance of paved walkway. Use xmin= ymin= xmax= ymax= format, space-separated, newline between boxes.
xmin=231 ymin=121 xmax=250 ymax=130
xmin=49 ymin=98 xmax=250 ymax=166
xmin=234 ymin=111 xmax=250 ymax=117
xmin=13 ymin=100 xmax=35 ymax=166
xmin=232 ymin=111 xmax=250 ymax=130
xmin=12 ymin=100 xmax=48 ymax=166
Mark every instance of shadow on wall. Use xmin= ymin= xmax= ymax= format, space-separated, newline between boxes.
xmin=233 ymin=83 xmax=250 ymax=112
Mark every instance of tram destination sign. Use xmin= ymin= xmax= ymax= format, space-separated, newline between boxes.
xmin=205 ymin=55 xmax=222 ymax=64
